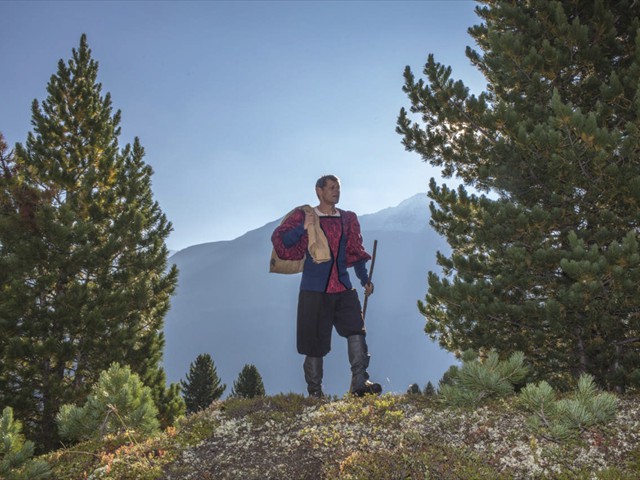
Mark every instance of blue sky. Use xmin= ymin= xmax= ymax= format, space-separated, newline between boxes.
xmin=1 ymin=1 xmax=485 ymax=251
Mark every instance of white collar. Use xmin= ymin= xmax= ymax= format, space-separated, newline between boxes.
xmin=314 ymin=207 xmax=341 ymax=217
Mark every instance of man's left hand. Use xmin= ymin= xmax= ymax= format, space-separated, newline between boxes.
xmin=364 ymin=282 xmax=374 ymax=297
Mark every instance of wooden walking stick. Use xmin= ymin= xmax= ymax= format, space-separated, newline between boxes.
xmin=362 ymin=239 xmax=378 ymax=321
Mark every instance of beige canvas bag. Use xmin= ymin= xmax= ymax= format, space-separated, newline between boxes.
xmin=269 ymin=205 xmax=331 ymax=274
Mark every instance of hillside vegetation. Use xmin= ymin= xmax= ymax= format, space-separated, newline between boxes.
xmin=39 ymin=392 xmax=640 ymax=479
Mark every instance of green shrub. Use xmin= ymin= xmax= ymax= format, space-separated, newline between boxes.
xmin=439 ymin=349 xmax=529 ymax=407
xmin=518 ymin=373 xmax=618 ymax=441
xmin=0 ymin=407 xmax=51 ymax=479
xmin=56 ymin=363 xmax=160 ymax=442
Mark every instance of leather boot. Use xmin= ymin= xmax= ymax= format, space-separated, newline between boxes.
xmin=347 ymin=334 xmax=382 ymax=396
xmin=303 ymin=356 xmax=324 ymax=398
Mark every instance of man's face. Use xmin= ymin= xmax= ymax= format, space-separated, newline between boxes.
xmin=316 ymin=179 xmax=340 ymax=205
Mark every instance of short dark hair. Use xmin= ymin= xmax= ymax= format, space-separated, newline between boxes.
xmin=315 ymin=174 xmax=340 ymax=189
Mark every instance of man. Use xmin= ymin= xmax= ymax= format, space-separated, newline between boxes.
xmin=271 ymin=174 xmax=382 ymax=397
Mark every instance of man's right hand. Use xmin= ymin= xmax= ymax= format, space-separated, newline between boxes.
xmin=364 ymin=282 xmax=374 ymax=297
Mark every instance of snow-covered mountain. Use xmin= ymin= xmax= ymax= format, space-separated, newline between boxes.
xmin=163 ymin=193 xmax=455 ymax=396
xmin=358 ymin=193 xmax=432 ymax=233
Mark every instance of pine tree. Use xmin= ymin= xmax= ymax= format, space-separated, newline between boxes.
xmin=180 ymin=353 xmax=227 ymax=413
xmin=231 ymin=364 xmax=266 ymax=399
xmin=423 ymin=382 xmax=436 ymax=396
xmin=407 ymin=383 xmax=421 ymax=395
xmin=156 ymin=380 xmax=186 ymax=429
xmin=398 ymin=1 xmax=640 ymax=391
xmin=0 ymin=35 xmax=181 ymax=450
xmin=0 ymin=407 xmax=51 ymax=480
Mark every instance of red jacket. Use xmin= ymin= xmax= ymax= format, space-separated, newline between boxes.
xmin=271 ymin=208 xmax=371 ymax=293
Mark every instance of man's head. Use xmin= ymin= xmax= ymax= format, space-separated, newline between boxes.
xmin=315 ymin=174 xmax=340 ymax=190
xmin=315 ymin=174 xmax=341 ymax=206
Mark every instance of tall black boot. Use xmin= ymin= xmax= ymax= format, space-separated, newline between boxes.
xmin=303 ymin=356 xmax=324 ymax=398
xmin=347 ymin=334 xmax=382 ymax=397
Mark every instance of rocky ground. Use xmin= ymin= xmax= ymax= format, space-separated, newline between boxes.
xmin=159 ymin=393 xmax=640 ymax=479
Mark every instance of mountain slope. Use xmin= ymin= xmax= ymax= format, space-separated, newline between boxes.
xmin=163 ymin=194 xmax=455 ymax=396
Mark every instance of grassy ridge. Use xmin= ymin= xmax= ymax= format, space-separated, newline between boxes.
xmin=44 ymin=393 xmax=640 ymax=479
